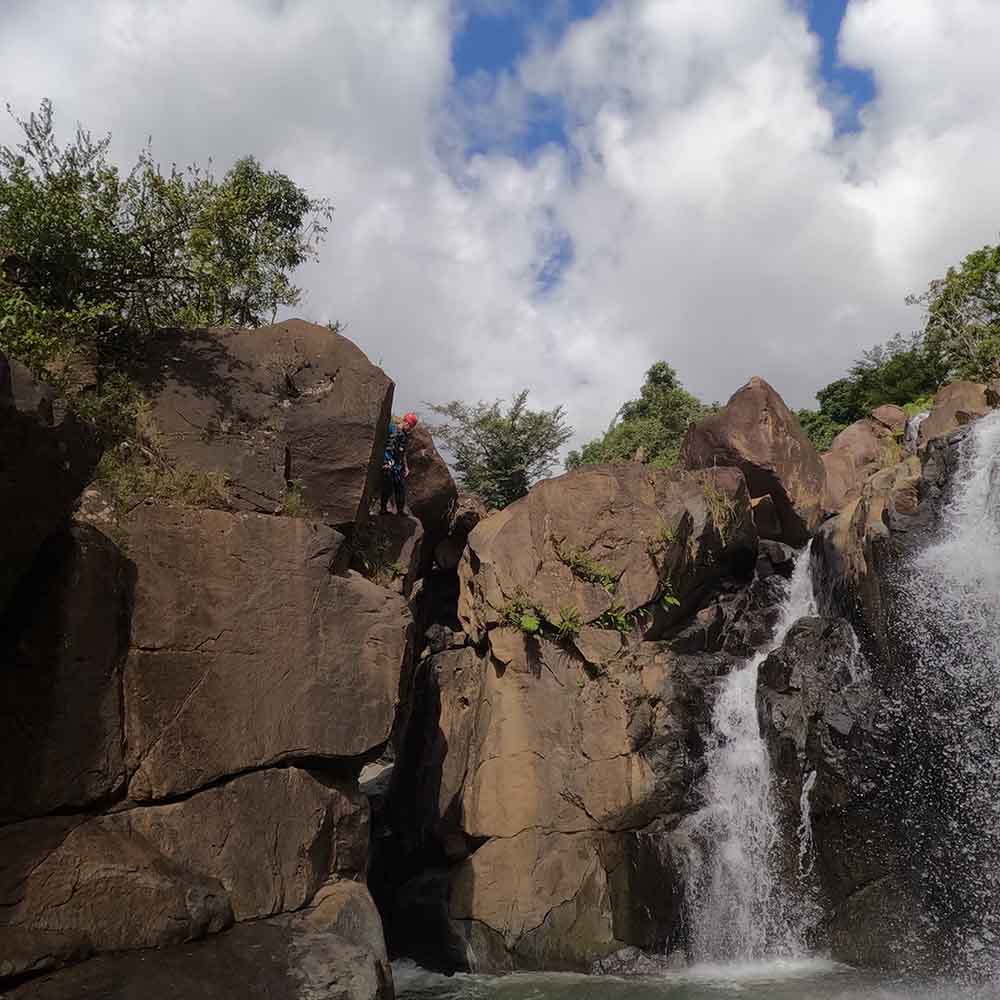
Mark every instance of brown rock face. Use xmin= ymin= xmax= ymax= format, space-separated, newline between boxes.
xmin=681 ymin=376 xmax=825 ymax=545
xmin=125 ymin=769 xmax=368 ymax=921
xmin=812 ymin=456 xmax=921 ymax=667
xmin=821 ymin=448 xmax=857 ymax=513
xmin=133 ymin=319 xmax=393 ymax=529
xmin=0 ymin=524 xmax=130 ymax=823
xmin=389 ymin=634 xmax=734 ymax=970
xmin=0 ymin=356 xmax=101 ymax=611
xmin=821 ymin=418 xmax=900 ymax=513
xmin=405 ymin=423 xmax=457 ymax=560
xmin=124 ymin=505 xmax=412 ymax=800
xmin=458 ymin=462 xmax=756 ymax=655
xmin=434 ymin=492 xmax=488 ymax=571
xmin=0 ymin=768 xmax=370 ymax=982
xmin=5 ymin=905 xmax=392 ymax=1000
xmin=919 ymin=381 xmax=990 ymax=446
xmin=0 ymin=815 xmax=233 ymax=971
xmin=871 ymin=404 xmax=907 ymax=433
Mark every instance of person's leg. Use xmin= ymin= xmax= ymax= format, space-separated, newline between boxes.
xmin=395 ymin=478 xmax=407 ymax=515
xmin=380 ymin=470 xmax=392 ymax=514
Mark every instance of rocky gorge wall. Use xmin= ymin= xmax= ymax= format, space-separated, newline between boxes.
xmin=4 ymin=322 xmax=999 ymax=993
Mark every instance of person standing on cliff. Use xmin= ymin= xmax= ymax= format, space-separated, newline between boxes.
xmin=380 ymin=412 xmax=417 ymax=515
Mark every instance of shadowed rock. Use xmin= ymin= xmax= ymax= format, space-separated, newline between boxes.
xmin=0 ymin=356 xmax=101 ymax=611
xmin=132 ymin=319 xmax=393 ymax=529
xmin=0 ymin=523 xmax=130 ymax=823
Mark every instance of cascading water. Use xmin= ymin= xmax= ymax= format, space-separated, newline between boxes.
xmin=681 ymin=546 xmax=817 ymax=963
xmin=891 ymin=410 xmax=1000 ymax=968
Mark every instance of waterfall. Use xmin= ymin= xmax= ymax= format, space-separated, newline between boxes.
xmin=905 ymin=409 xmax=930 ymax=451
xmin=681 ymin=546 xmax=817 ymax=963
xmin=893 ymin=410 xmax=1000 ymax=966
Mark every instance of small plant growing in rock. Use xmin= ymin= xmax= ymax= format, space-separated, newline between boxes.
xmin=554 ymin=538 xmax=617 ymax=593
xmin=501 ymin=594 xmax=546 ymax=635
xmin=596 ymin=603 xmax=631 ymax=635
xmin=351 ymin=523 xmax=404 ymax=588
xmin=263 ymin=346 xmax=307 ymax=399
xmin=702 ymin=480 xmax=737 ymax=545
xmin=555 ymin=605 xmax=582 ymax=641
xmin=280 ymin=479 xmax=307 ymax=517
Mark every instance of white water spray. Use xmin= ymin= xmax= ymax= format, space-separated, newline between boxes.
xmin=682 ymin=546 xmax=817 ymax=962
xmin=796 ymin=770 xmax=818 ymax=879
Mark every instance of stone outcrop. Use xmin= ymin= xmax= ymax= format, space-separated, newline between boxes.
xmin=680 ymin=376 xmax=825 ymax=545
xmin=758 ymin=617 xmax=943 ymax=971
xmin=918 ymin=380 xmax=990 ymax=446
xmin=352 ymin=513 xmax=425 ymax=597
xmin=405 ymin=423 xmax=457 ymax=564
xmin=124 ymin=505 xmax=412 ymax=800
xmin=0 ymin=524 xmax=131 ymax=823
xmin=458 ymin=463 xmax=756 ymax=661
xmin=434 ymin=492 xmax=488 ymax=572
xmin=0 ymin=356 xmax=101 ymax=611
xmin=6 ymin=889 xmax=391 ymax=1000
xmin=871 ymin=404 xmax=907 ymax=433
xmin=133 ymin=319 xmax=393 ymax=528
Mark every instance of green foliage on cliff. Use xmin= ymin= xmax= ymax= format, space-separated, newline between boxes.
xmin=429 ymin=390 xmax=572 ymax=509
xmin=795 ymin=408 xmax=846 ymax=452
xmin=0 ymin=99 xmax=332 ymax=440
xmin=566 ymin=362 xmax=714 ymax=471
xmin=914 ymin=241 xmax=1000 ymax=382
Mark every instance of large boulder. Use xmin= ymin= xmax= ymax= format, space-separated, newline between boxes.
xmin=0 ymin=814 xmax=233 ymax=978
xmin=821 ymin=418 xmax=901 ymax=514
xmin=387 ymin=634 xmax=737 ymax=971
xmin=434 ymin=492 xmax=488 ymax=571
xmin=0 ymin=768 xmax=370 ymax=982
xmin=681 ymin=376 xmax=825 ymax=545
xmin=5 ymin=896 xmax=392 ymax=1000
xmin=918 ymin=381 xmax=990 ymax=446
xmin=457 ymin=463 xmax=756 ymax=660
xmin=0 ymin=523 xmax=130 ymax=824
xmin=405 ymin=423 xmax=457 ymax=561
xmin=811 ymin=455 xmax=923 ymax=668
xmin=0 ymin=356 xmax=101 ymax=611
xmin=123 ymin=505 xmax=413 ymax=800
xmin=133 ymin=320 xmax=393 ymax=529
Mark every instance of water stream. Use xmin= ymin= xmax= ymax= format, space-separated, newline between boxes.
xmin=679 ymin=546 xmax=817 ymax=962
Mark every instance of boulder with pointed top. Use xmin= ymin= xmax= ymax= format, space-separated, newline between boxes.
xmin=681 ymin=376 xmax=825 ymax=545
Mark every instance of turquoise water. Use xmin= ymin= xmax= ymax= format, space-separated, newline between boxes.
xmin=393 ymin=959 xmax=1000 ymax=1000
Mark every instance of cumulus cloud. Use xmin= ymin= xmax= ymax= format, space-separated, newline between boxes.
xmin=2 ymin=0 xmax=1000 ymax=451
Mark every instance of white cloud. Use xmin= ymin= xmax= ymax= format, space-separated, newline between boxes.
xmin=3 ymin=0 xmax=1000 ymax=453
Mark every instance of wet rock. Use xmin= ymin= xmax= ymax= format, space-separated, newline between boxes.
xmin=0 ymin=523 xmax=130 ymax=823
xmin=132 ymin=319 xmax=393 ymax=529
xmin=0 ymin=356 xmax=101 ymax=611
xmin=681 ymin=376 xmax=825 ymax=546
xmin=124 ymin=505 xmax=412 ymax=800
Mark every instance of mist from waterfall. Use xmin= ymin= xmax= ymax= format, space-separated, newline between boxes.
xmin=681 ymin=546 xmax=817 ymax=963
xmin=892 ymin=410 xmax=1000 ymax=968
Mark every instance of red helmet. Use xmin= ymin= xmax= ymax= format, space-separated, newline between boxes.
xmin=402 ymin=412 xmax=418 ymax=428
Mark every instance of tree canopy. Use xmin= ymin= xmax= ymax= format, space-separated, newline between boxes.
xmin=429 ymin=390 xmax=572 ymax=510
xmin=916 ymin=241 xmax=1000 ymax=383
xmin=567 ymin=362 xmax=713 ymax=470
xmin=0 ymin=99 xmax=332 ymax=437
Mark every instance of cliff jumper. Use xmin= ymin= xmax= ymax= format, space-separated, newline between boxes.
xmin=381 ymin=412 xmax=417 ymax=515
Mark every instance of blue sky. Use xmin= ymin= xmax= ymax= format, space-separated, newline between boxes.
xmin=453 ymin=0 xmax=877 ymax=151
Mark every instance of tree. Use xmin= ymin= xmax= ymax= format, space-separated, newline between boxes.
xmin=795 ymin=408 xmax=845 ymax=452
xmin=914 ymin=241 xmax=1000 ymax=382
xmin=566 ymin=361 xmax=712 ymax=470
xmin=0 ymin=99 xmax=332 ymax=436
xmin=429 ymin=390 xmax=572 ymax=509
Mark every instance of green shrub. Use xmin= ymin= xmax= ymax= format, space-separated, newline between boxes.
xmin=554 ymin=539 xmax=617 ymax=593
